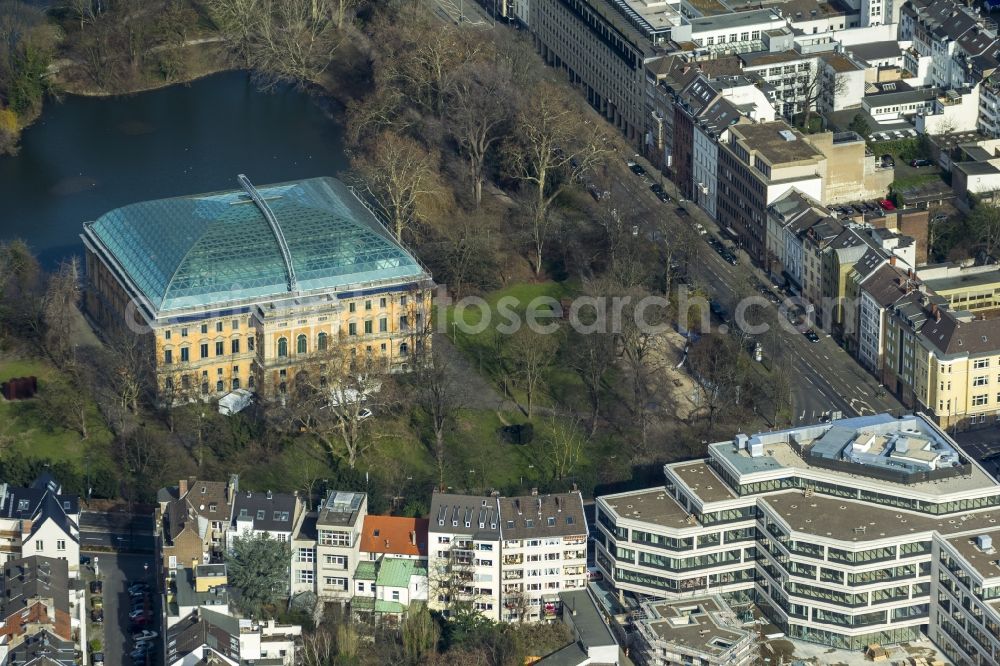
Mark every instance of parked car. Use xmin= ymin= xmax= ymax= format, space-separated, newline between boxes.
xmin=91 ymin=597 xmax=102 ymax=611
xmin=879 ymin=154 xmax=894 ymax=167
xmin=91 ymin=653 xmax=104 ymax=666
xmin=90 ymin=580 xmax=102 ymax=594
xmin=878 ymin=199 xmax=896 ymax=211
xmin=629 ymin=163 xmax=646 ymax=176
xmin=90 ymin=609 xmax=103 ymax=624
xmin=676 ymin=206 xmax=689 ymax=217
xmin=133 ymin=630 xmax=158 ymax=641
xmin=721 ymin=251 xmax=738 ymax=266
xmin=909 ymin=158 xmax=933 ymax=168
xmin=804 ymin=329 xmax=820 ymax=343
xmin=694 ymin=223 xmax=707 ymax=235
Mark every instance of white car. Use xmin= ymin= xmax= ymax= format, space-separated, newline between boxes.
xmin=133 ymin=630 xmax=158 ymax=642
xmin=694 ymin=223 xmax=707 ymax=235
xmin=358 ymin=408 xmax=373 ymax=421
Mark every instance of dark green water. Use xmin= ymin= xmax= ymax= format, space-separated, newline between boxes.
xmin=0 ymin=70 xmax=348 ymax=266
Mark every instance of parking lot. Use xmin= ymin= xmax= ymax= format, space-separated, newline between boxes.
xmin=86 ymin=552 xmax=159 ymax=666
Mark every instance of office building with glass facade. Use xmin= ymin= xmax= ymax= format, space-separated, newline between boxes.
xmin=595 ymin=413 xmax=1000 ymax=661
xmin=82 ymin=176 xmax=433 ymax=402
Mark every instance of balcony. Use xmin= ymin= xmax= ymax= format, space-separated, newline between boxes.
xmin=503 ymin=570 xmax=523 ymax=581
xmin=503 ymin=555 xmax=523 ymax=565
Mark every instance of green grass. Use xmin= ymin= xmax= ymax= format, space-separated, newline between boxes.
xmin=892 ymin=171 xmax=942 ymax=191
xmin=0 ymin=355 xmax=115 ymax=488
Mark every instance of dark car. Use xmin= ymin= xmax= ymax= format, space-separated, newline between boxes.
xmin=909 ymin=158 xmax=933 ymax=168
xmin=709 ymin=300 xmax=728 ymax=320
xmin=880 ymin=154 xmax=894 ymax=167
xmin=90 ymin=609 xmax=103 ymax=624
xmin=90 ymin=580 xmax=102 ymax=594
xmin=656 ymin=190 xmax=671 ymax=203
xmin=629 ymin=163 xmax=646 ymax=176
xmin=804 ymin=329 xmax=820 ymax=343
xmin=722 ymin=252 xmax=739 ymax=266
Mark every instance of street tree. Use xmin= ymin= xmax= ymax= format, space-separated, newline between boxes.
xmin=504 ymin=81 xmax=613 ymax=275
xmin=688 ymin=332 xmax=745 ymax=435
xmin=350 ymin=131 xmax=443 ymax=242
xmin=446 ymin=61 xmax=513 ymax=207
xmin=509 ymin=327 xmax=558 ymax=419
xmin=226 ymin=532 xmax=290 ymax=617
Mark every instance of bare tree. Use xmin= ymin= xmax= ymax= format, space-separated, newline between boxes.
xmin=688 ymin=333 xmax=745 ymax=435
xmin=539 ymin=416 xmax=584 ymax=482
xmin=968 ymin=202 xmax=1000 ymax=257
xmin=278 ymin=342 xmax=385 ymax=469
xmin=504 ymin=82 xmax=613 ymax=275
xmin=509 ymin=327 xmax=558 ymax=419
xmin=566 ymin=327 xmax=614 ymax=436
xmin=447 ymin=61 xmax=513 ymax=207
xmin=351 ymin=131 xmax=443 ymax=242
xmin=798 ymin=60 xmax=847 ymax=130
xmin=411 ymin=346 xmax=464 ymax=490
xmin=42 ymin=258 xmax=81 ymax=367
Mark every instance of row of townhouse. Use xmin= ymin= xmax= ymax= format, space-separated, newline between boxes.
xmin=0 ymin=473 xmax=80 ymax=579
xmin=836 ymin=252 xmax=1000 ymax=430
xmin=593 ymin=412 xmax=1000 ymax=663
xmin=0 ymin=556 xmax=88 ymax=666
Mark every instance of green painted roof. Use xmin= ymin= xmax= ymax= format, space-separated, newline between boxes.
xmin=375 ymin=599 xmax=406 ymax=614
xmin=351 ymin=596 xmax=375 ymax=610
xmin=354 ymin=561 xmax=377 ymax=581
xmin=375 ymin=558 xmax=417 ymax=589
xmin=84 ymin=177 xmax=426 ymax=314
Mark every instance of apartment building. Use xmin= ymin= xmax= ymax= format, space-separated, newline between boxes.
xmin=632 ymin=595 xmax=755 ymax=666
xmin=428 ymin=493 xmax=502 ymax=621
xmin=853 ymin=260 xmax=923 ymax=375
xmin=158 ymin=478 xmax=235 ymax=575
xmin=673 ymin=9 xmax=786 ymax=57
xmin=496 ymin=492 xmax=588 ymax=622
xmin=595 ymin=413 xmax=1000 ymax=652
xmin=290 ymin=490 xmax=367 ymax=602
xmin=166 ymin=607 xmax=301 ymax=665
xmin=884 ymin=297 xmax=1000 ymax=429
xmin=535 ymin=589 xmax=620 ymax=665
xmin=0 ymin=475 xmax=79 ymax=578
xmin=227 ymin=488 xmax=303 ymax=549
xmin=717 ymin=121 xmax=826 ymax=265
xmin=900 ymin=0 xmax=996 ymax=90
xmin=739 ymin=50 xmax=819 ymax=119
xmin=0 ymin=557 xmax=88 ymax=666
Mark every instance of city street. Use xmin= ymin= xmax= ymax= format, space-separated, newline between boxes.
xmin=85 ymin=552 xmax=158 ymax=666
xmin=607 ymin=154 xmax=905 ymax=426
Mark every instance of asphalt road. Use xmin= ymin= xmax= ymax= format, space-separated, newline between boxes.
xmin=80 ymin=512 xmax=155 ymax=553
xmin=609 ymin=154 xmax=905 ymax=426
xmin=86 ymin=552 xmax=158 ymax=666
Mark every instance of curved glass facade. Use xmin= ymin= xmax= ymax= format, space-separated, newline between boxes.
xmin=85 ymin=177 xmax=424 ymax=314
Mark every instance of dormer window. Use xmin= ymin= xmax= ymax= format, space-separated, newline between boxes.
xmin=200 ymin=487 xmax=207 ymax=494
xmin=209 ymin=504 xmax=217 ymax=512
xmin=374 ymin=529 xmax=380 ymax=537
xmin=240 ymin=509 xmax=248 ymax=518
xmin=17 ymin=500 xmax=29 ymax=511
xmin=62 ymin=501 xmax=70 ymax=511
xmin=257 ymin=510 xmax=265 ymax=520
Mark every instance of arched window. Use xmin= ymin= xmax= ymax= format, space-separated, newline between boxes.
xmin=277 ymin=337 xmax=288 ymax=357
xmin=400 ymin=342 xmax=409 ymax=356
xmin=201 ymin=382 xmax=209 ymax=395
xmin=318 ymin=332 xmax=328 ymax=351
xmin=297 ymin=334 xmax=307 ymax=354
xmin=216 ymin=380 xmax=224 ymax=392
xmin=232 ymin=378 xmax=240 ymax=390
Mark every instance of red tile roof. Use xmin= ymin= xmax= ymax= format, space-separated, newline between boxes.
xmin=359 ymin=516 xmax=428 ymax=557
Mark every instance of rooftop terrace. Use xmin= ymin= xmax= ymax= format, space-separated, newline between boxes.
xmin=639 ymin=595 xmax=752 ymax=657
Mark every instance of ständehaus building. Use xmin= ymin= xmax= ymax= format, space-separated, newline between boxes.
xmin=595 ymin=413 xmax=1000 ymax=661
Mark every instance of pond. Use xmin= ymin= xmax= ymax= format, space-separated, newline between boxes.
xmin=0 ymin=70 xmax=349 ymax=266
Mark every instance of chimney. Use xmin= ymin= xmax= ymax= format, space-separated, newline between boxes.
xmin=192 ymin=558 xmax=198 ymax=570
xmin=179 ymin=479 xmax=188 ymax=497
xmin=409 ymin=531 xmax=416 ymax=546
xmin=20 ymin=519 xmax=32 ymax=536
xmin=889 ymin=255 xmax=896 ymax=266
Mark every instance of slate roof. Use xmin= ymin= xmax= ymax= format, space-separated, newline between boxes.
xmin=428 ymin=493 xmax=501 ymax=540
xmin=860 ymin=264 xmax=913 ymax=308
xmin=497 ymin=492 xmax=587 ymax=541
xmin=0 ymin=475 xmax=79 ymax=545
xmin=846 ymin=41 xmax=902 ymax=63
xmin=231 ymin=489 xmax=298 ymax=533
xmin=1 ymin=556 xmax=70 ymax=622
xmin=6 ymin=630 xmax=75 ymax=666
xmin=166 ymin=608 xmax=241 ymax=664
xmin=359 ymin=516 xmax=428 ymax=557
xmin=919 ymin=310 xmax=1000 ymax=355
xmin=853 ymin=247 xmax=889 ymax=281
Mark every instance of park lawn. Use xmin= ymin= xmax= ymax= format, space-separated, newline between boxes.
xmin=0 ymin=356 xmax=113 ymax=468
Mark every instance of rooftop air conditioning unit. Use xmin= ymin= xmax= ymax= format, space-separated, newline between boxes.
xmin=977 ymin=534 xmax=994 ymax=551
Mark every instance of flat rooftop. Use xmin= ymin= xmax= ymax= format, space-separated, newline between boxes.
xmin=709 ymin=414 xmax=999 ymax=499
xmin=922 ymin=265 xmax=1000 ymax=293
xmin=641 ymin=596 xmax=751 ymax=656
xmin=317 ymin=490 xmax=365 ymax=528
xmin=945 ymin=529 xmax=1000 ymax=579
xmin=601 ymin=487 xmax=693 ymax=528
xmin=763 ymin=490 xmax=1000 ymax=542
xmin=690 ymin=8 xmax=781 ymax=31
xmin=670 ymin=461 xmax=737 ymax=503
xmin=730 ymin=122 xmax=824 ymax=166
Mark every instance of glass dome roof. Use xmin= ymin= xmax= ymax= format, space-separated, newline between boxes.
xmin=85 ymin=177 xmax=425 ymax=314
